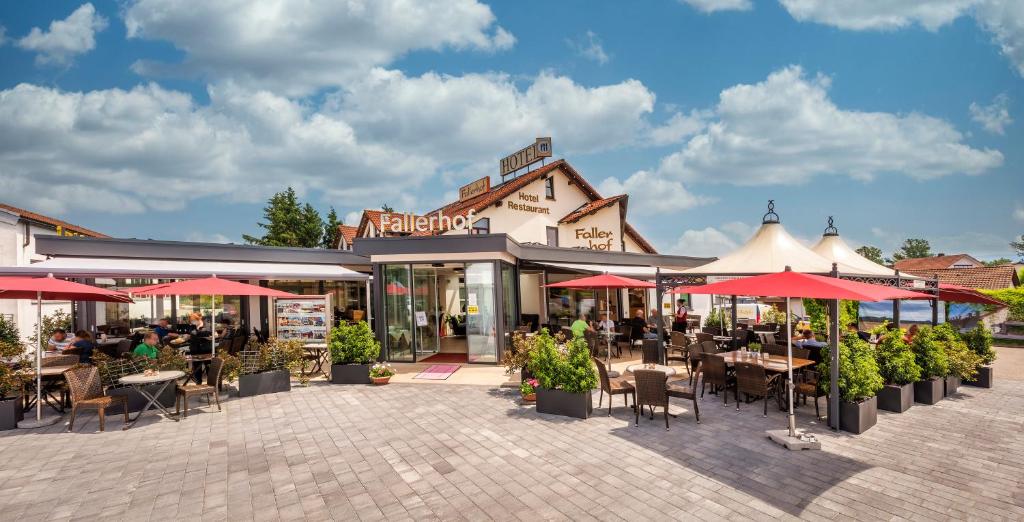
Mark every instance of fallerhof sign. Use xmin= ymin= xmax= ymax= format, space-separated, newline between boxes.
xmin=499 ymin=137 xmax=552 ymax=177
xmin=458 ymin=176 xmax=490 ymax=202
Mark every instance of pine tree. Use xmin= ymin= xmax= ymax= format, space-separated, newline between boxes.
xmin=321 ymin=207 xmax=342 ymax=249
xmin=243 ymin=187 xmax=324 ymax=248
xmin=891 ymin=238 xmax=931 ymax=262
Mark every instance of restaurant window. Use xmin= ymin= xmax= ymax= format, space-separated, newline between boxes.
xmin=628 ymin=288 xmax=648 ymax=320
xmin=544 ymin=176 xmax=555 ymax=199
xmin=546 ymin=227 xmax=558 ymax=247
xmin=471 ymin=217 xmax=490 ymax=235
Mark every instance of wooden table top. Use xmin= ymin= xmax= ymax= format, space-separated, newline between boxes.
xmin=17 ymin=365 xmax=75 ymax=377
xmin=717 ymin=350 xmax=816 ymax=372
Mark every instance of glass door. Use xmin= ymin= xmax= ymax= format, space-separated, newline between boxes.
xmin=465 ymin=262 xmax=497 ymax=363
xmin=383 ymin=264 xmax=414 ymax=361
xmin=412 ymin=266 xmax=440 ymax=359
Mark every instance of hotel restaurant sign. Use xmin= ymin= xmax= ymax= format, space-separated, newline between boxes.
xmin=500 ymin=137 xmax=552 ymax=177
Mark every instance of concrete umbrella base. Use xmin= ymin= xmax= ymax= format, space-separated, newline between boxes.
xmin=17 ymin=414 xmax=62 ymax=429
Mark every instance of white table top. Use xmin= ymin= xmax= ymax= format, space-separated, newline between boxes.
xmin=625 ymin=364 xmax=678 ymax=376
xmin=119 ymin=370 xmax=185 ymax=385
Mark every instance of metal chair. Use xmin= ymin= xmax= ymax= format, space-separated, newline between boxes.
xmin=734 ymin=361 xmax=781 ymax=417
xmin=176 ymin=357 xmax=223 ymax=418
xmin=666 ymin=332 xmax=690 ymax=375
xmin=762 ymin=344 xmax=787 ymax=357
xmin=64 ymin=366 xmax=129 ymax=432
xmin=794 ymin=370 xmax=827 ymax=419
xmin=615 ymin=325 xmax=634 ymax=357
xmin=593 ymin=358 xmax=634 ymax=416
xmin=633 ymin=369 xmax=669 ymax=430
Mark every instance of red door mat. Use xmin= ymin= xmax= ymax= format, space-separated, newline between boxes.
xmin=414 ymin=364 xmax=460 ymax=380
xmin=419 ymin=353 xmax=468 ymax=364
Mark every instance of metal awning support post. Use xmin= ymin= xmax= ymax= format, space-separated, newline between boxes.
xmin=931 ymin=275 xmax=940 ymax=326
xmin=730 ymin=295 xmax=738 ymax=349
xmin=893 ymin=270 xmax=902 ymax=329
xmin=829 ymin=263 xmax=840 ymax=431
xmin=655 ymin=268 xmax=665 ymax=365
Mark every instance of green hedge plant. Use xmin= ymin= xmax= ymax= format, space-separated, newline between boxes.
xmin=818 ymin=334 xmax=884 ymax=403
xmin=962 ymin=322 xmax=996 ymax=365
xmin=873 ymin=331 xmax=921 ymax=385
xmin=329 ymin=321 xmax=380 ymax=365
xmin=560 ymin=335 xmax=598 ymax=394
xmin=910 ymin=326 xmax=948 ymax=379
xmin=527 ymin=329 xmax=596 ymax=394
xmin=528 ymin=329 xmax=561 ymax=390
xmin=932 ymin=323 xmax=981 ymax=381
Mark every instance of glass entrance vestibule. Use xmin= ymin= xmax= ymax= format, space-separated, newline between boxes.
xmin=377 ymin=261 xmax=518 ymax=364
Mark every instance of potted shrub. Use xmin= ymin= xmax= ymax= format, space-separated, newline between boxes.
xmin=502 ymin=331 xmax=536 ymax=382
xmin=238 ymin=338 xmax=302 ymax=397
xmin=532 ymin=331 xmax=597 ymax=419
xmin=962 ymin=323 xmax=996 ymax=388
xmin=329 ymin=321 xmax=380 ymax=384
xmin=0 ymin=320 xmax=26 ymax=430
xmin=932 ymin=323 xmax=980 ymax=396
xmin=369 ymin=363 xmax=395 ymax=385
xmin=520 ymin=378 xmax=538 ymax=403
xmin=820 ymin=335 xmax=884 ymax=434
xmin=910 ymin=327 xmax=949 ymax=405
xmin=873 ymin=327 xmax=921 ymax=413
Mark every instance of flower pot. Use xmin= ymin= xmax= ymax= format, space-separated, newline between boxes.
xmin=371 ymin=376 xmax=391 ymax=385
xmin=0 ymin=397 xmax=24 ymax=431
xmin=521 ymin=393 xmax=536 ymax=403
xmin=107 ymin=383 xmax=178 ymax=413
xmin=944 ymin=375 xmax=961 ymax=397
xmin=238 ymin=370 xmax=291 ymax=397
xmin=331 ymin=364 xmax=371 ymax=384
xmin=536 ymin=387 xmax=592 ymax=419
xmin=964 ymin=365 xmax=993 ymax=388
xmin=877 ymin=383 xmax=914 ymax=413
xmin=913 ymin=377 xmax=943 ymax=405
xmin=827 ymin=396 xmax=877 ymax=434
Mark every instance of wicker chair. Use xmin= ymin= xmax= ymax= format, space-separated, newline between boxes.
xmin=762 ymin=344 xmax=787 ymax=357
xmin=64 ymin=366 xmax=129 ymax=431
xmin=41 ymin=354 xmax=78 ymax=367
xmin=666 ymin=332 xmax=690 ymax=375
xmin=666 ymin=361 xmax=701 ymax=424
xmin=641 ymin=339 xmax=660 ymax=365
xmin=633 ymin=369 xmax=669 ymax=430
xmin=584 ymin=329 xmax=599 ymax=357
xmin=790 ymin=346 xmax=811 ymax=360
xmin=794 ymin=370 xmax=827 ymax=419
xmin=757 ymin=332 xmax=777 ymax=345
xmin=176 ymin=357 xmax=223 ymax=418
xmin=700 ymin=340 xmax=720 ymax=357
xmin=593 ymin=358 xmax=634 ymax=416
xmin=701 ymin=354 xmax=735 ymax=405
xmin=615 ymin=325 xmax=633 ymax=357
xmin=734 ymin=361 xmax=781 ymax=417
xmin=695 ymin=332 xmax=713 ymax=344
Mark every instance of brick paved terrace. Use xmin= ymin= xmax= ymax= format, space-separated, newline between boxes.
xmin=0 ymin=348 xmax=1022 ymax=521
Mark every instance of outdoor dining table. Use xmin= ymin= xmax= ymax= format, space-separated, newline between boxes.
xmin=624 ymin=363 xmax=678 ymax=377
xmin=118 ymin=370 xmax=185 ymax=423
xmin=718 ymin=350 xmax=816 ymax=410
xmin=17 ymin=365 xmax=74 ymax=414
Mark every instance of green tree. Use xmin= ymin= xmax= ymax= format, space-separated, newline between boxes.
xmin=890 ymin=238 xmax=931 ymax=262
xmin=321 ymin=207 xmax=342 ymax=249
xmin=982 ymin=257 xmax=1012 ymax=267
xmin=819 ymin=335 xmax=884 ymax=403
xmin=243 ymin=187 xmax=324 ymax=248
xmin=1011 ymin=234 xmax=1024 ymax=260
xmin=874 ymin=332 xmax=921 ymax=385
xmin=855 ymin=245 xmax=885 ymax=265
xmin=381 ymin=203 xmax=394 ymax=213
xmin=0 ymin=315 xmax=20 ymax=347
xmin=30 ymin=309 xmax=72 ymax=352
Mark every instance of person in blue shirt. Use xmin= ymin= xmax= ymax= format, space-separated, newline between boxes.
xmin=795 ymin=329 xmax=827 ymax=348
xmin=153 ymin=318 xmax=179 ymax=342
xmin=69 ymin=330 xmax=96 ymax=364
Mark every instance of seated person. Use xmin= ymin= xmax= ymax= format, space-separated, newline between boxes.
xmin=69 ymin=330 xmax=96 ymax=364
xmin=847 ymin=321 xmax=871 ymax=342
xmin=133 ymin=332 xmax=161 ymax=360
xmin=628 ymin=309 xmax=658 ymax=340
xmin=596 ymin=313 xmax=615 ymax=332
xmin=903 ymin=324 xmax=919 ymax=344
xmin=46 ymin=329 xmax=72 ymax=352
xmin=153 ymin=318 xmax=178 ymax=341
xmin=795 ymin=329 xmax=827 ymax=348
xmin=570 ymin=313 xmax=594 ymax=338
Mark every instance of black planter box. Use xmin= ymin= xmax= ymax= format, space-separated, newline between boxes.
xmin=827 ymin=396 xmax=877 ymax=434
xmin=944 ymin=375 xmax=961 ymax=397
xmin=0 ymin=398 xmax=23 ymax=431
xmin=238 ymin=370 xmax=291 ymax=397
xmin=107 ymin=383 xmax=178 ymax=413
xmin=914 ymin=378 xmax=944 ymax=405
xmin=536 ymin=387 xmax=593 ymax=419
xmin=877 ymin=383 xmax=914 ymax=413
xmin=331 ymin=364 xmax=371 ymax=384
xmin=964 ymin=365 xmax=993 ymax=388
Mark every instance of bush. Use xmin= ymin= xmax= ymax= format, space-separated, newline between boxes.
xmin=873 ymin=332 xmax=921 ymax=385
xmin=962 ymin=322 xmax=996 ymax=365
xmin=981 ymin=287 xmax=1024 ymax=321
xmin=704 ymin=309 xmax=731 ymax=330
xmin=502 ymin=332 xmax=535 ymax=375
xmin=29 ymin=309 xmax=72 ymax=352
xmin=933 ymin=323 xmax=981 ymax=381
xmin=242 ymin=338 xmax=305 ymax=375
xmin=910 ymin=326 xmax=948 ymax=379
xmin=0 ymin=336 xmax=27 ymax=399
xmin=329 ymin=321 xmax=380 ymax=365
xmin=217 ymin=350 xmax=241 ymax=383
xmin=527 ymin=329 xmax=596 ymax=394
xmin=560 ymin=335 xmax=598 ymax=394
xmin=818 ymin=334 xmax=884 ymax=403
xmin=0 ymin=315 xmax=20 ymax=347
xmin=369 ymin=362 xmax=395 ymax=378
xmin=528 ymin=329 xmax=561 ymax=390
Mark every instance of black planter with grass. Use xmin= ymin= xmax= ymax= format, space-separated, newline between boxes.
xmin=964 ymin=366 xmax=993 ymax=388
xmin=944 ymin=375 xmax=961 ymax=396
xmin=238 ymin=370 xmax=291 ymax=397
xmin=827 ymin=396 xmax=878 ymax=434
xmin=331 ymin=364 xmax=371 ymax=384
xmin=536 ymin=387 xmax=592 ymax=419
xmin=0 ymin=397 xmax=23 ymax=430
xmin=876 ymin=383 xmax=914 ymax=413
xmin=913 ymin=377 xmax=943 ymax=405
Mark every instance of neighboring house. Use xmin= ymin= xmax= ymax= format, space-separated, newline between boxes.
xmin=0 ymin=203 xmax=107 ymax=344
xmin=893 ymin=254 xmax=983 ymax=271
xmin=335 ymin=225 xmax=358 ymax=251
xmin=902 ymin=265 xmax=1019 ymax=290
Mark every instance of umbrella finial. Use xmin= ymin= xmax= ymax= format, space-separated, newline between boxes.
xmin=46 ymin=273 xmax=55 ymax=278
xmin=823 ymin=216 xmax=838 ymax=237
xmin=762 ymin=200 xmax=780 ymax=224
xmin=784 ymin=265 xmax=792 ymax=272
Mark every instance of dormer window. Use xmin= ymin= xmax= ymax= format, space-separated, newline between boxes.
xmin=544 ymin=177 xmax=555 ymax=200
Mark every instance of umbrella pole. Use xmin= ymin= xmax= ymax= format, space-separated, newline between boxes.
xmin=606 ymin=286 xmax=613 ymax=371
xmin=211 ymin=295 xmax=216 ymax=357
xmin=36 ymin=291 xmax=42 ymax=423
xmin=786 ymin=296 xmax=795 ymax=437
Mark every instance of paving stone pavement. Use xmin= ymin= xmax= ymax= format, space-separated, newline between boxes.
xmin=0 ymin=377 xmax=1022 ymax=521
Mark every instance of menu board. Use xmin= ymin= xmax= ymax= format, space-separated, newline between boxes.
xmin=274 ymin=295 xmax=332 ymax=344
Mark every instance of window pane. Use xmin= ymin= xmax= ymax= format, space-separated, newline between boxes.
xmin=384 ymin=264 xmax=414 ymax=361
xmin=465 ymin=262 xmax=496 ymax=363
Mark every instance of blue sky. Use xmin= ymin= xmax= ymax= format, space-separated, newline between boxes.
xmin=0 ymin=0 xmax=1021 ymax=260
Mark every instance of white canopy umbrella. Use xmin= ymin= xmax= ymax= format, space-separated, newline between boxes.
xmin=810 ymin=217 xmax=903 ymax=277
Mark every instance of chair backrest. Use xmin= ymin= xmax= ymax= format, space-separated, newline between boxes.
xmin=763 ymin=344 xmax=787 ymax=357
xmin=116 ymin=339 xmax=133 ymax=356
xmin=633 ymin=369 xmax=667 ymax=405
xmin=41 ymin=354 xmax=79 ymax=367
xmin=64 ymin=366 xmax=104 ymax=402
xmin=207 ymin=357 xmax=224 ymax=387
xmin=757 ymin=332 xmax=777 ymax=345
xmin=584 ymin=329 xmax=598 ymax=353
xmin=702 ymin=354 xmax=728 ymax=386
xmin=735 ymin=361 xmax=768 ymax=395
xmin=790 ymin=346 xmax=811 ymax=360
xmin=695 ymin=332 xmax=713 ymax=343
xmin=669 ymin=331 xmax=689 ymax=348
xmin=641 ymin=339 xmax=660 ymax=364
xmin=618 ymin=324 xmax=633 ymax=341
xmin=593 ymin=357 xmax=611 ymax=393
xmin=700 ymin=340 xmax=719 ymax=355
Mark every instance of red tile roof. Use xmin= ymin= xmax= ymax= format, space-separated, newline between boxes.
xmin=0 ymin=203 xmax=107 ymax=238
xmin=337 ymin=225 xmax=358 ymax=247
xmin=559 ymin=195 xmax=627 ymax=224
xmin=903 ymin=265 xmax=1019 ymax=290
xmin=893 ymin=254 xmax=981 ymax=271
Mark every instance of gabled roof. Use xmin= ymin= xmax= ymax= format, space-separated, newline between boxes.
xmin=893 ymin=254 xmax=981 ymax=271
xmin=0 ymin=203 xmax=108 ymax=238
xmin=559 ymin=195 xmax=627 ymax=224
xmin=337 ymin=225 xmax=358 ymax=247
xmin=902 ymin=265 xmax=1019 ymax=290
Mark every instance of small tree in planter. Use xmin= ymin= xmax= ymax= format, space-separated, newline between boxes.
xmin=910 ymin=326 xmax=949 ymax=404
xmin=962 ymin=322 xmax=996 ymax=387
xmin=0 ymin=333 xmax=27 ymax=430
xmin=329 ymin=321 xmax=381 ymax=384
xmin=819 ymin=335 xmax=884 ymax=434
xmin=503 ymin=331 xmax=536 ymax=381
xmin=532 ymin=333 xmax=597 ymax=419
xmin=703 ymin=309 xmax=731 ymax=332
xmin=933 ymin=323 xmax=980 ymax=396
xmin=873 ymin=328 xmax=921 ymax=413
xmin=237 ymin=338 xmax=303 ymax=397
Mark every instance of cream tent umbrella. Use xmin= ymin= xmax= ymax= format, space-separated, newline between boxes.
xmin=810 ymin=217 xmax=901 ymax=277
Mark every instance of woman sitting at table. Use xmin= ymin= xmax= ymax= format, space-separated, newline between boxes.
xmin=69 ymin=330 xmax=96 ymax=364
xmin=132 ymin=332 xmax=161 ymax=360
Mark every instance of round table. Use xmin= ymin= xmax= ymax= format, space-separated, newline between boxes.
xmin=625 ymin=363 xmax=677 ymax=376
xmin=119 ymin=370 xmax=185 ymax=423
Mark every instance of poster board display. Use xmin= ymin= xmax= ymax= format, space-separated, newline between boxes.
xmin=273 ymin=294 xmax=332 ymax=344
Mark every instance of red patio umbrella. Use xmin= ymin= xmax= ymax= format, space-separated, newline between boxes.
xmin=680 ymin=269 xmax=932 ymax=437
xmin=130 ymin=276 xmax=296 ymax=358
xmin=934 ymin=284 xmax=1004 ymax=306
xmin=0 ymin=275 xmax=132 ymax=426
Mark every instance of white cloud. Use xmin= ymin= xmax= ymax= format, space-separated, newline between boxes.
xmin=124 ymin=0 xmax=515 ymax=96
xmin=679 ymin=0 xmax=752 ymax=13
xmin=16 ymin=3 xmax=107 ymax=66
xmin=566 ymin=30 xmax=609 ymax=65
xmin=1014 ymin=204 xmax=1024 ymax=222
xmin=970 ymin=93 xmax=1013 ymax=134
xmin=975 ymin=1 xmax=1024 ymax=76
xmin=653 ymin=65 xmax=1002 ymax=186
xmin=648 ymin=110 xmax=710 ymax=146
xmin=669 ymin=221 xmax=753 ymax=256
xmin=598 ymin=170 xmax=710 ymax=215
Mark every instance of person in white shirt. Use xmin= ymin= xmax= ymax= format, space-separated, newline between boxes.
xmin=596 ymin=313 xmax=615 ymax=332
xmin=46 ymin=329 xmax=71 ymax=352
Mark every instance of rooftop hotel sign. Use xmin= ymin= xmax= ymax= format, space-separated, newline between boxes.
xmin=500 ymin=137 xmax=552 ymax=177
xmin=380 ymin=210 xmax=476 ymax=233
xmin=458 ymin=176 xmax=490 ymax=202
